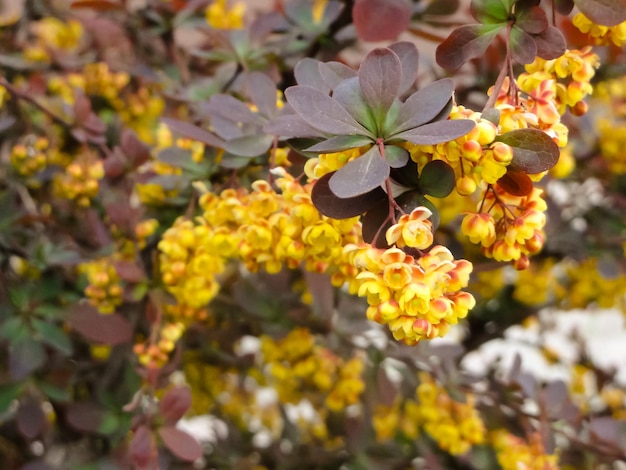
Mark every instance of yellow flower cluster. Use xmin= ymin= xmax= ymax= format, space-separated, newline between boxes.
xmin=491 ymin=429 xmax=559 ymax=470
xmin=556 ymin=257 xmax=626 ymax=312
xmin=594 ymin=77 xmax=626 ymax=174
xmin=407 ymin=108 xmax=513 ymax=196
xmin=53 ymin=159 xmax=104 ymax=207
xmin=304 ymin=147 xmax=366 ymax=179
xmin=48 ymin=63 xmax=130 ymax=105
xmin=135 ymin=219 xmax=159 ymax=249
xmin=573 ymin=13 xmax=626 ymax=47
xmin=512 ymin=258 xmax=556 ymax=306
xmin=133 ymin=322 xmax=186 ymax=370
xmin=373 ymin=375 xmax=484 ymax=455
xmin=79 ymin=256 xmax=124 ymax=314
xmin=206 ymin=0 xmax=245 ymax=30
xmin=344 ymin=239 xmax=475 ymax=345
xmin=520 ymin=47 xmax=600 ymax=116
xmin=462 ymin=186 xmax=547 ymax=268
xmin=10 ymin=137 xmax=48 ymax=177
xmin=24 ymin=18 xmax=83 ymax=62
xmin=260 ymin=328 xmax=365 ymax=412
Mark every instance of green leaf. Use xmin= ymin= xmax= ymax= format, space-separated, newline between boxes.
xmin=384 ymin=145 xmax=410 ymax=168
xmin=573 ymin=0 xmax=626 ymax=27
xmin=32 ymin=320 xmax=73 ymax=356
xmin=38 ymin=382 xmax=71 ymax=402
xmin=495 ymin=128 xmax=560 ymax=173
xmin=436 ymin=23 xmax=503 ymax=70
xmin=0 ymin=382 xmax=23 ymax=413
xmin=329 ymin=146 xmax=390 ymax=198
xmin=510 ymin=26 xmax=537 ymax=64
xmin=333 ymin=77 xmax=377 ymax=132
xmin=419 ymin=160 xmax=456 ymax=197
xmin=470 ymin=0 xmax=515 ymax=23
xmin=0 ymin=317 xmax=27 ymax=342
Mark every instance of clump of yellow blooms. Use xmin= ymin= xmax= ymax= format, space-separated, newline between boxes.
xmin=520 ymin=47 xmax=600 ymax=116
xmin=135 ymin=219 xmax=159 ymax=249
xmin=24 ymin=18 xmax=84 ymax=62
xmin=304 ymin=147 xmax=366 ymax=179
xmin=133 ymin=322 xmax=186 ymax=369
xmin=491 ymin=429 xmax=559 ymax=469
xmin=53 ymin=159 xmax=104 ymax=207
xmin=573 ymin=13 xmax=626 ymax=47
xmin=374 ymin=374 xmax=485 ymax=455
xmin=48 ymin=63 xmax=130 ymax=105
xmin=10 ymin=136 xmax=49 ymax=177
xmin=206 ymin=0 xmax=245 ymax=30
xmin=593 ymin=77 xmax=626 ymax=174
xmin=79 ymin=256 xmax=124 ymax=314
xmin=260 ymin=328 xmax=365 ymax=412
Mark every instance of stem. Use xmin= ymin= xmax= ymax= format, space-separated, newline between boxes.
xmin=482 ymin=58 xmax=509 ymax=112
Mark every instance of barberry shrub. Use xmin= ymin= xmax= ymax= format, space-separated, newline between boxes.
xmin=1 ymin=0 xmax=625 ymax=468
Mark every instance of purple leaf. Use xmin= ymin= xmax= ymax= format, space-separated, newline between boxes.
xmin=224 ymin=134 xmax=274 ymax=157
xmin=554 ymin=0 xmax=574 ymax=15
xmin=159 ymin=387 xmax=192 ymax=424
xmin=393 ymin=79 xmax=455 ymax=134
xmin=510 ymin=27 xmax=537 ymax=64
xmin=333 ymin=77 xmax=376 ymax=131
xmin=496 ymin=129 xmax=560 ymax=173
xmin=574 ymin=0 xmax=626 ymax=26
xmin=312 ymin=173 xmax=387 ymax=219
xmin=284 ymin=85 xmax=371 ymax=136
xmin=17 ymin=398 xmax=46 ymax=439
xmin=204 ymin=94 xmax=261 ymax=125
xmin=264 ymin=114 xmax=327 ymax=138
xmin=384 ymin=145 xmax=409 ymax=168
xmin=68 ymin=304 xmax=132 ymax=345
xmin=211 ymin=115 xmax=245 ymax=140
xmin=294 ymin=58 xmax=330 ymax=94
xmin=391 ymin=119 xmax=475 ymax=145
xmin=353 ymin=0 xmax=412 ymax=42
xmin=359 ymin=48 xmax=402 ymax=123
xmin=246 ymin=72 xmax=277 ymax=118
xmin=66 ymin=402 xmax=105 ymax=433
xmin=515 ymin=4 xmax=548 ymax=34
xmin=305 ymin=135 xmax=373 ymax=153
xmin=10 ymin=338 xmax=45 ymax=381
xmin=328 ymin=145 xmax=389 ymax=198
xmin=388 ymin=42 xmax=419 ymax=94
xmin=161 ymin=118 xmax=225 ymax=148
xmin=361 ymin=197 xmax=393 ymax=247
xmin=318 ymin=61 xmax=357 ymax=91
xmin=533 ymin=26 xmax=566 ymax=60
xmin=159 ymin=426 xmax=203 ymax=462
xmin=436 ymin=24 xmax=503 ymax=70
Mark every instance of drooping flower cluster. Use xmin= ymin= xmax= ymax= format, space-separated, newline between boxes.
xmin=53 ymin=158 xmax=104 ymax=207
xmin=343 ymin=234 xmax=475 ymax=345
xmin=462 ymin=186 xmax=547 ymax=269
xmin=79 ymin=256 xmax=124 ymax=314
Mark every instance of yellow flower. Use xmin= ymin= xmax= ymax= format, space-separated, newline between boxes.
xmin=206 ymin=0 xmax=245 ymax=29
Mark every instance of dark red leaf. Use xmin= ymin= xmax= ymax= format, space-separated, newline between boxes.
xmin=396 ymin=191 xmax=440 ymax=229
xmin=203 ymin=94 xmax=261 ymax=126
xmin=159 ymin=426 xmax=203 ymax=462
xmin=496 ymin=129 xmax=560 ymax=173
xmin=533 ymin=26 xmax=566 ymax=60
xmin=113 ymin=260 xmax=145 ymax=283
xmin=161 ymin=118 xmax=225 ymax=148
xmin=497 ymin=171 xmax=533 ymax=196
xmin=312 ymin=173 xmax=387 ymax=219
xmin=68 ymin=304 xmax=132 ymax=345
xmin=360 ymin=197 xmax=391 ymax=248
xmin=353 ymin=0 xmax=412 ymax=42
xmin=121 ymin=129 xmax=150 ymax=168
xmin=359 ymin=48 xmax=402 ymax=121
xmin=393 ymin=79 xmax=455 ymax=134
xmin=554 ymin=0 xmax=574 ymax=15
xmin=130 ymin=425 xmax=157 ymax=469
xmin=284 ymin=86 xmax=370 ymax=136
xmin=574 ymin=0 xmax=626 ymax=27
xmin=17 ymin=398 xmax=46 ymax=439
xmin=329 ymin=146 xmax=389 ymax=198
xmin=65 ymin=402 xmax=105 ymax=433
xmin=71 ymin=0 xmax=124 ymax=10
xmin=436 ymin=24 xmax=503 ymax=70
xmin=159 ymin=387 xmax=192 ymax=424
xmin=510 ymin=26 xmax=537 ymax=64
xmin=514 ymin=5 xmax=548 ymax=34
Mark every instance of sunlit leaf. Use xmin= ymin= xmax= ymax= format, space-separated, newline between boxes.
xmin=285 ymin=85 xmax=371 ymax=136
xmin=329 ymin=146 xmax=389 ymax=198
xmin=312 ymin=173 xmax=387 ymax=218
xmin=305 ymin=135 xmax=373 ymax=153
xmin=419 ymin=160 xmax=455 ymax=197
xmin=497 ymin=170 xmax=533 ymax=196
xmin=353 ymin=0 xmax=412 ymax=41
xmin=359 ymin=48 xmax=402 ymax=125
xmin=436 ymin=24 xmax=503 ymax=70
xmin=392 ymin=79 xmax=455 ymax=134
xmin=496 ymin=128 xmax=560 ymax=173
xmin=391 ymin=119 xmax=475 ymax=145
xmin=574 ymin=0 xmax=626 ymax=26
